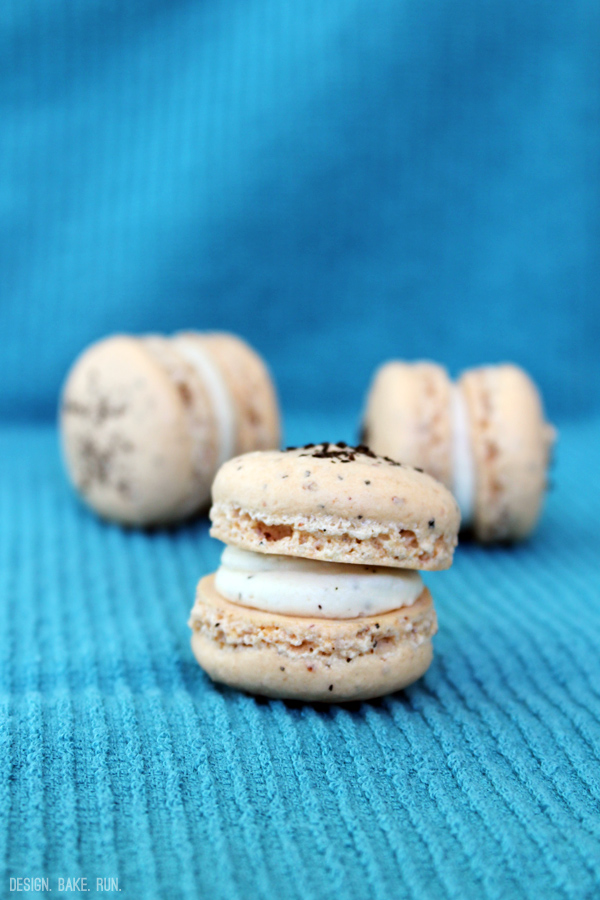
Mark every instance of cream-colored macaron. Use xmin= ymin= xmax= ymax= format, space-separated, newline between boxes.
xmin=60 ymin=332 xmax=280 ymax=526
xmin=189 ymin=443 xmax=460 ymax=702
xmin=362 ymin=362 xmax=555 ymax=542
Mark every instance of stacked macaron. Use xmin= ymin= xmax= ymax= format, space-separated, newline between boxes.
xmin=60 ymin=332 xmax=280 ymax=526
xmin=189 ymin=443 xmax=460 ymax=701
xmin=362 ymin=362 xmax=555 ymax=542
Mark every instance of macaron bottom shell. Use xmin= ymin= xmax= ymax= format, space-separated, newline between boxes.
xmin=189 ymin=575 xmax=437 ymax=702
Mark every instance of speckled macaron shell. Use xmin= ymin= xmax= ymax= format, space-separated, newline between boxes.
xmin=61 ymin=335 xmax=216 ymax=525
xmin=189 ymin=574 xmax=437 ymax=702
xmin=210 ymin=444 xmax=460 ymax=570
xmin=362 ymin=361 xmax=453 ymax=490
xmin=181 ymin=332 xmax=280 ymax=455
xmin=459 ymin=364 xmax=556 ymax=542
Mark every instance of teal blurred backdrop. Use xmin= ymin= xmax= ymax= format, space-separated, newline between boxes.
xmin=2 ymin=0 xmax=599 ymax=421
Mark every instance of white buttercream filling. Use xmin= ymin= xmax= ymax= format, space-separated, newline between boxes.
xmin=450 ymin=383 xmax=475 ymax=526
xmin=215 ymin=546 xmax=424 ymax=619
xmin=173 ymin=336 xmax=237 ymax=467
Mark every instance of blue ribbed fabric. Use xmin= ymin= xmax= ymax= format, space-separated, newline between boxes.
xmin=1 ymin=415 xmax=599 ymax=899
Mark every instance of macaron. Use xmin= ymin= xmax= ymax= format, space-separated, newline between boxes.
xmin=189 ymin=443 xmax=460 ymax=702
xmin=60 ymin=332 xmax=280 ymax=526
xmin=362 ymin=362 xmax=556 ymax=542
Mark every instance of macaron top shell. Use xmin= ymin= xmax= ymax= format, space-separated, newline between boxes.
xmin=210 ymin=443 xmax=460 ymax=570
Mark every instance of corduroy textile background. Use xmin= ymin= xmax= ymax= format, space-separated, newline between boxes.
xmin=2 ymin=0 xmax=600 ymax=898
xmin=2 ymin=414 xmax=600 ymax=900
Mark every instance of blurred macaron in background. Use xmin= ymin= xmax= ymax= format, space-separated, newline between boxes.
xmin=362 ymin=361 xmax=556 ymax=542
xmin=60 ymin=331 xmax=280 ymax=525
